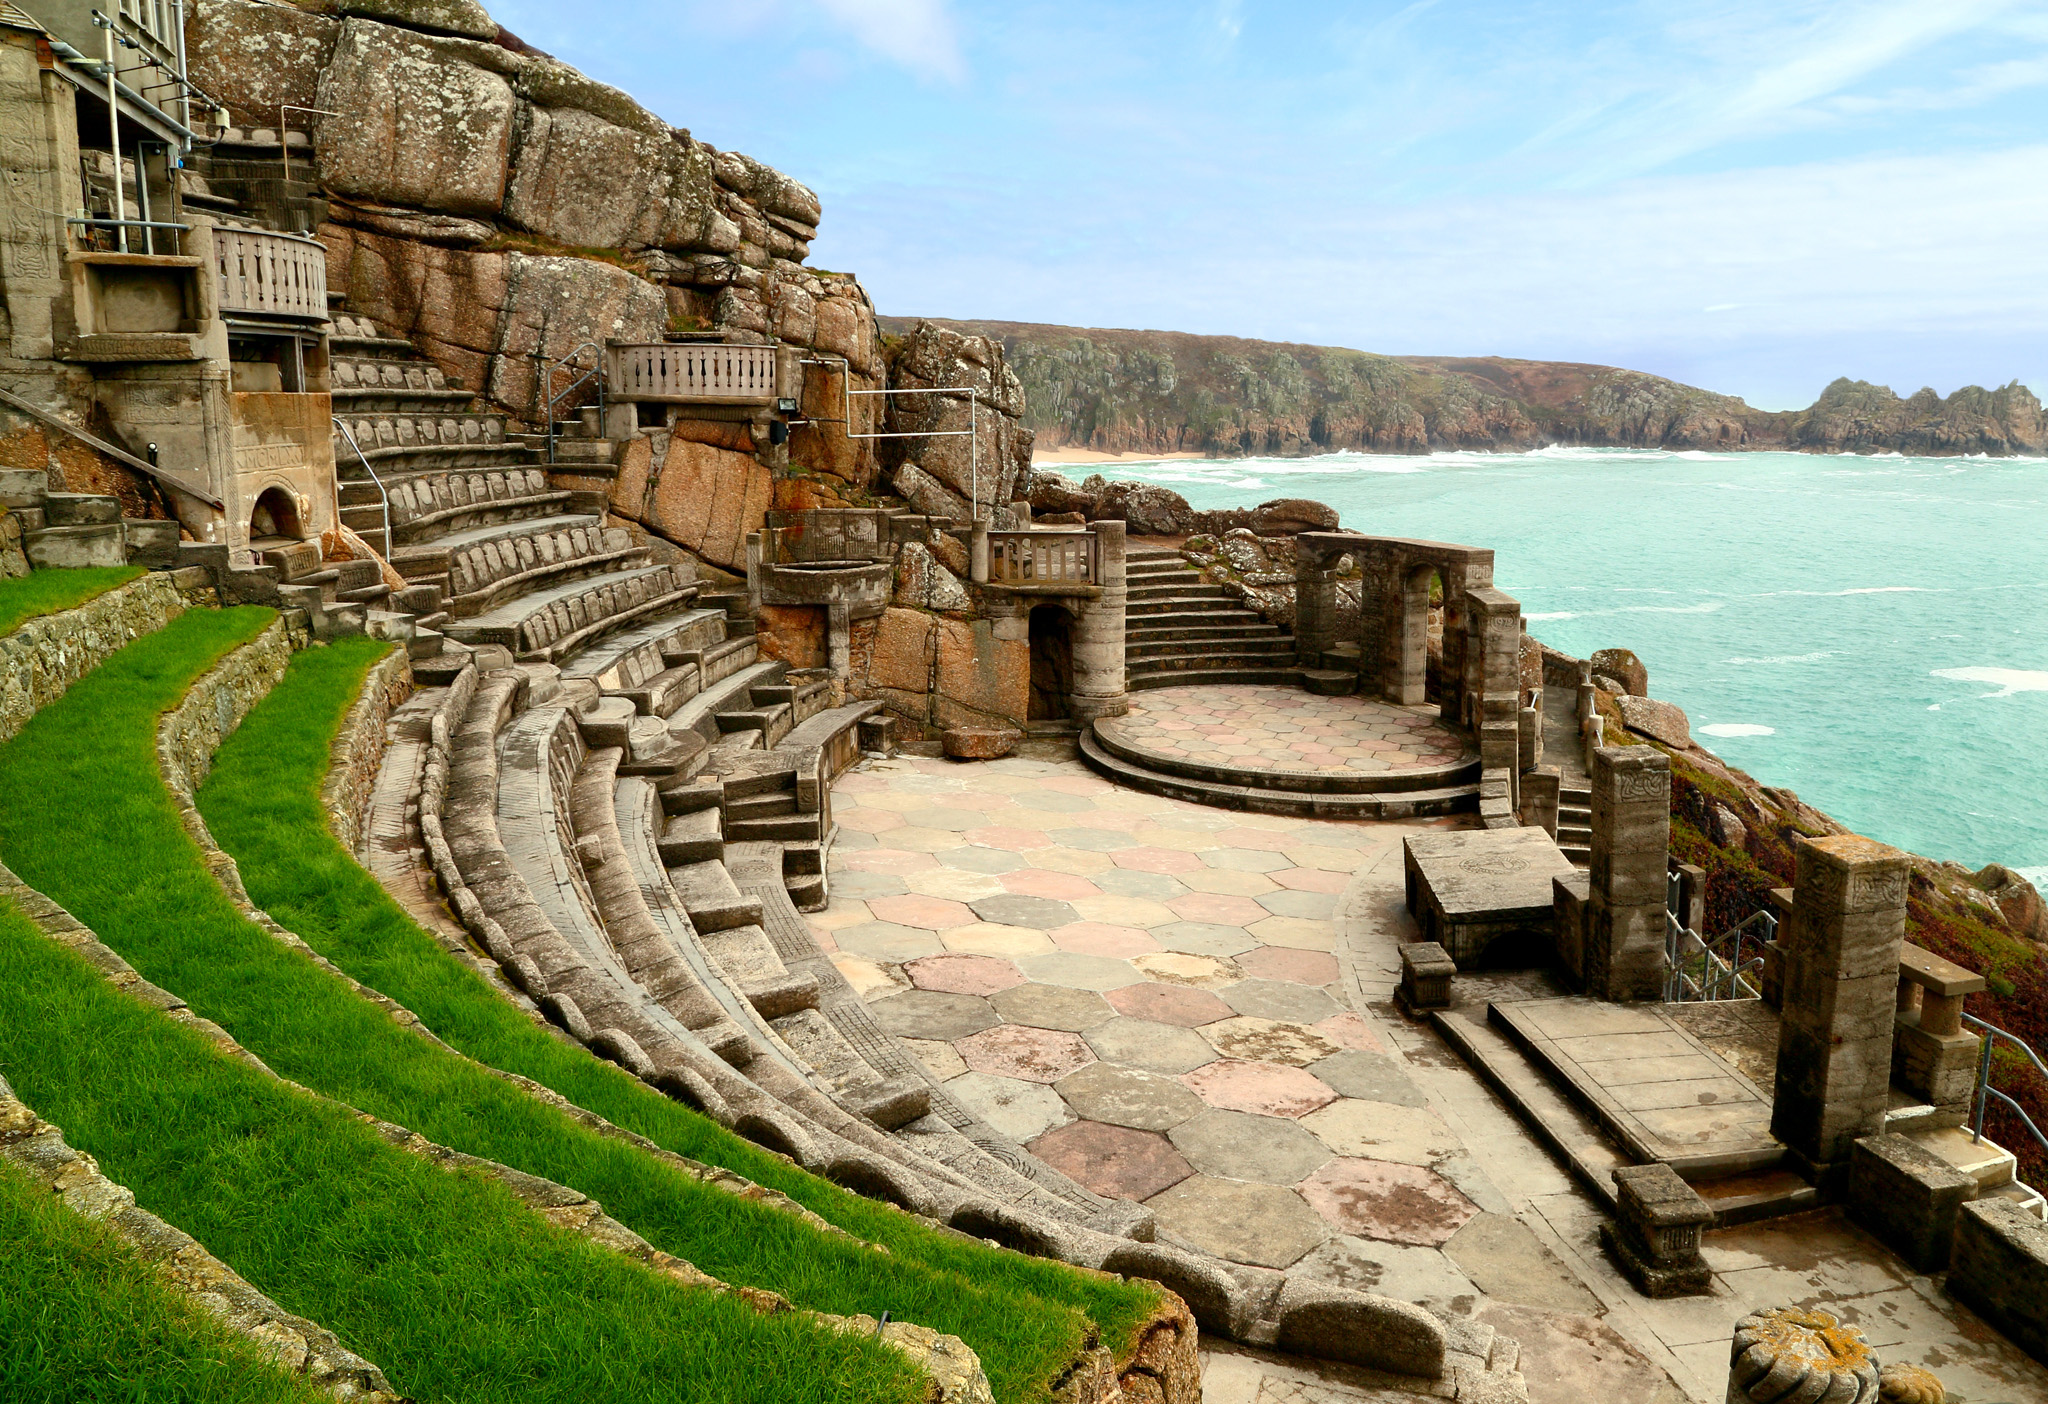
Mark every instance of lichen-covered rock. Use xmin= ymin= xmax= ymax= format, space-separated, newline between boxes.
xmin=882 ymin=323 xmax=1032 ymax=515
xmin=337 ymin=0 xmax=499 ymax=40
xmin=185 ymin=0 xmax=340 ymax=125
xmin=1591 ymin=646 xmax=1648 ymax=697
xmin=890 ymin=462 xmax=970 ymax=522
xmin=1249 ymin=497 xmax=1338 ymax=534
xmin=1094 ymin=480 xmax=1190 ymax=537
xmin=505 ymin=104 xmax=735 ymax=252
xmin=316 ymin=19 xmax=519 ymax=217
xmin=893 ymin=542 xmax=970 ymax=612
xmin=1618 ymin=694 xmax=1690 ymax=749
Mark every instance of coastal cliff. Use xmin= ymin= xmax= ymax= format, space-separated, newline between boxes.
xmin=880 ymin=318 xmax=2048 ymax=459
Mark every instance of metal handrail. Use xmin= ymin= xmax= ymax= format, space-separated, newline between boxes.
xmin=1663 ymin=886 xmax=1774 ymax=1003
xmin=1963 ymin=1012 xmax=2048 ymax=1156
xmin=800 ymin=353 xmax=985 ymax=523
xmin=531 ymin=341 xmax=605 ymax=466
xmin=331 ymin=416 xmax=390 ymax=554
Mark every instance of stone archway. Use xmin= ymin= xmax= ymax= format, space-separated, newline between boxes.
xmin=249 ymin=485 xmax=303 ymax=542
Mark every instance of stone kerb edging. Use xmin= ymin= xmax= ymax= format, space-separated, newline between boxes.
xmin=0 ymin=571 xmax=211 ymax=745
xmin=0 ymin=865 xmax=404 ymax=1404
xmin=139 ymin=630 xmax=1001 ymax=1403
xmin=401 ymin=656 xmax=1460 ymax=1390
xmin=324 ymin=646 xmax=414 ymax=859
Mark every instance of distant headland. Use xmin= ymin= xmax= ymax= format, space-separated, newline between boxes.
xmin=879 ymin=316 xmax=2046 ymax=460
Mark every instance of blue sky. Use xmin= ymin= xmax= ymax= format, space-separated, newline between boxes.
xmin=485 ymin=1 xmax=2048 ymax=411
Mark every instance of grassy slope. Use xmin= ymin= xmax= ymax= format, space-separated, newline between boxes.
xmin=0 ymin=1157 xmax=330 ymax=1404
xmin=0 ymin=565 xmax=143 ymax=636
xmin=195 ymin=636 xmax=1159 ymax=1400
xmin=0 ymin=609 xmax=924 ymax=1404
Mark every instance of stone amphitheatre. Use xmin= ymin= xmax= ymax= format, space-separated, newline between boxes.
xmin=2 ymin=3 xmax=2047 ymax=1402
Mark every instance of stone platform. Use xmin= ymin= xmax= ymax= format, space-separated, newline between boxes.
xmin=1491 ymin=999 xmax=1783 ymax=1180
xmin=1402 ymin=829 xmax=1578 ymax=965
xmin=1082 ymin=685 xmax=1482 ymax=819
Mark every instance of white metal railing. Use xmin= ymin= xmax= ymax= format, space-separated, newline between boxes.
xmin=608 ymin=342 xmax=777 ymax=403
xmin=988 ymin=530 xmax=1097 ymax=586
xmin=215 ymin=226 xmax=328 ymax=320
xmin=1663 ymin=869 xmax=1774 ymax=1003
xmin=332 ymin=416 xmax=390 ymax=553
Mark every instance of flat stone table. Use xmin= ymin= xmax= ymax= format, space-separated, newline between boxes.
xmin=1402 ymin=828 xmax=1577 ymax=964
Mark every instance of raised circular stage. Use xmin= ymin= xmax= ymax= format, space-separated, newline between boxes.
xmin=1082 ymin=684 xmax=1481 ymax=818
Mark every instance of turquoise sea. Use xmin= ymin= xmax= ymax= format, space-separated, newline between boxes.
xmin=1089 ymin=447 xmax=2048 ymax=890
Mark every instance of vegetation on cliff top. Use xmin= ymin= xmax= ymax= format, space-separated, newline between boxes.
xmin=882 ymin=317 xmax=2047 ymax=459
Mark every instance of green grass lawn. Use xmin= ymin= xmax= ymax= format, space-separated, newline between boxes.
xmin=194 ymin=635 xmax=1160 ymax=1402
xmin=0 ymin=609 xmax=928 ymax=1404
xmin=0 ymin=565 xmax=143 ymax=637
xmin=0 ymin=1156 xmax=332 ymax=1404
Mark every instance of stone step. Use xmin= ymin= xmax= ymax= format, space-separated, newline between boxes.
xmin=24 ymin=522 xmax=126 ymax=569
xmin=1126 ymin=618 xmax=1283 ymax=640
xmin=715 ymin=703 xmax=794 ymax=748
xmin=727 ymin=790 xmax=796 ymax=821
xmin=1128 ymin=666 xmax=1308 ymax=691
xmin=1126 ymin=636 xmax=1297 ymax=660
xmin=1078 ymin=727 xmax=1478 ymax=818
xmin=1091 ymin=717 xmax=1478 ymax=796
xmin=1128 ymin=652 xmax=1306 ymax=676
xmin=667 ymin=661 xmax=788 ymax=747
xmin=1127 ymin=582 xmax=1233 ymax=601
xmin=1128 ymin=595 xmax=1266 ymax=617
xmin=657 ymin=805 xmax=724 ymax=866
xmin=725 ymin=812 xmax=824 ymax=844
xmin=42 ymin=492 xmax=121 ymax=526
xmin=1906 ymin=1124 xmax=2018 ymax=1191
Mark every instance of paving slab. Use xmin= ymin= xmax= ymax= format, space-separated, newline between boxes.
xmin=1300 ymin=1158 xmax=1479 ymax=1247
xmin=988 ymin=982 xmax=1116 ymax=1032
xmin=1085 ymin=1016 xmax=1221 ymax=1075
xmin=1056 ymin=1062 xmax=1208 ymax=1131
xmin=956 ymin=1023 xmax=1095 ymax=1082
xmin=1170 ymin=1107 xmax=1335 ymax=1183
xmin=866 ymin=988 xmax=998 ymax=1039
xmin=1146 ymin=1175 xmax=1331 ymax=1269
xmin=1028 ymin=1120 xmax=1194 ymax=1200
xmin=1183 ymin=1059 xmax=1338 ymax=1118
xmin=943 ymin=1070 xmax=1072 ymax=1141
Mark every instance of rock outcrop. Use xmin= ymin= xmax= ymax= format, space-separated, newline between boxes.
xmin=880 ymin=322 xmax=1034 ymax=518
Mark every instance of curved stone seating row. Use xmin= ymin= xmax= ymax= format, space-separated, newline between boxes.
xmin=443 ymin=564 xmax=696 ymax=663
xmin=334 ymin=412 xmax=508 ymax=454
xmin=333 ymin=356 xmax=451 ymax=392
xmin=382 ymin=469 xmax=579 ymax=547
xmin=397 ymin=516 xmax=643 ymax=621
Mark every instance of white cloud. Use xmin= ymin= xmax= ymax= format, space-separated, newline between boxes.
xmin=812 ymin=0 xmax=964 ymax=82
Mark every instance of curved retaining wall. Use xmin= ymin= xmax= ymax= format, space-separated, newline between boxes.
xmin=0 ymin=571 xmax=213 ymax=744
xmin=324 ymin=648 xmax=413 ymax=859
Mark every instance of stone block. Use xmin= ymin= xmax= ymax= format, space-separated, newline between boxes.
xmin=857 ymin=713 xmax=896 ymax=755
xmin=1617 ymin=693 xmax=1690 ymax=747
xmin=1891 ymin=1014 xmax=1980 ymax=1115
xmin=1949 ymin=1198 xmax=2048 ymax=1365
xmin=0 ymin=468 xmax=47 ymax=508
xmin=1847 ymin=1134 xmax=1975 ymax=1273
xmin=1398 ymin=941 xmax=1455 ymax=1011
xmin=1553 ymin=872 xmax=1588 ymax=983
xmin=1599 ymin=1162 xmax=1712 ymax=1297
xmin=1270 ymin=1277 xmax=1445 ymax=1379
xmin=941 ymin=726 xmax=1019 ymax=760
xmin=1590 ymin=647 xmax=1647 ymax=697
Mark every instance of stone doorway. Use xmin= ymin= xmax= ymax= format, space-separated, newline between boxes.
xmin=248 ymin=485 xmax=303 ymax=542
xmin=1028 ymin=604 xmax=1074 ymax=721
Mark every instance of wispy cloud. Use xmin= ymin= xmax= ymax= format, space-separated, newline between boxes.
xmin=812 ymin=0 xmax=965 ymax=82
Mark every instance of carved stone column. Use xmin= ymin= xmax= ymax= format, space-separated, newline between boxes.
xmin=1583 ymin=746 xmax=1670 ymax=1002
xmin=1069 ymin=519 xmax=1127 ymax=723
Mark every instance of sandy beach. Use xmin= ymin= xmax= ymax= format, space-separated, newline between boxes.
xmin=1030 ymin=446 xmax=1210 ymax=466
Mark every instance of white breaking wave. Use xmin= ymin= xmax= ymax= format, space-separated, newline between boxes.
xmin=1727 ymin=652 xmax=1835 ymax=665
xmin=1931 ymin=667 xmax=2048 ymax=698
xmin=1525 ymin=611 xmax=1577 ymax=621
xmin=1700 ymin=723 xmax=1776 ymax=738
xmin=2014 ymin=867 xmax=2048 ymax=895
xmin=1619 ymin=601 xmax=1726 ymax=614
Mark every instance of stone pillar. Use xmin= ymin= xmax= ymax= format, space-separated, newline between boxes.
xmin=1727 ymin=1308 xmax=1880 ymax=1404
xmin=1584 ymin=746 xmax=1670 ymax=1002
xmin=1292 ymin=538 xmax=1340 ymax=669
xmin=1521 ymin=766 xmax=1560 ymax=837
xmin=1355 ymin=553 xmax=1400 ymax=702
xmin=1770 ymin=836 xmax=1910 ymax=1184
xmin=1601 ymin=1163 xmax=1712 ymax=1296
xmin=1467 ymin=587 xmax=1523 ymax=808
xmin=1070 ymin=519 xmax=1127 ymax=723
xmin=825 ymin=601 xmax=852 ymax=676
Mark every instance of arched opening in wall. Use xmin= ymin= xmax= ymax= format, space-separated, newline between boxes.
xmin=249 ymin=486 xmax=302 ymax=544
xmin=1424 ymin=568 xmax=1445 ymax=702
xmin=1398 ymin=563 xmax=1441 ymax=707
xmin=1028 ymin=605 xmax=1074 ymax=721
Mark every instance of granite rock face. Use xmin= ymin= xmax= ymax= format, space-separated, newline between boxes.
xmin=1617 ymin=694 xmax=1690 ymax=749
xmin=881 ymin=322 xmax=1034 ymax=517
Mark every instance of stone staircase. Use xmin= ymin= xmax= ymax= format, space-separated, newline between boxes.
xmin=1886 ymin=1113 xmax=2048 ymax=1221
xmin=1124 ymin=545 xmax=1303 ymax=689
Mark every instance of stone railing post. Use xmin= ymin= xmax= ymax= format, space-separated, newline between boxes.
xmin=1584 ymin=746 xmax=1670 ymax=1002
xmin=1770 ymin=836 xmax=1909 ymax=1184
xmin=1070 ymin=519 xmax=1127 ymax=723
xmin=1293 ymin=537 xmax=1339 ymax=669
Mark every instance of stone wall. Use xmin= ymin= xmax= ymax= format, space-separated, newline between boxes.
xmin=323 ymin=645 xmax=413 ymax=859
xmin=0 ymin=571 xmax=210 ymax=744
xmin=157 ymin=612 xmax=305 ymax=801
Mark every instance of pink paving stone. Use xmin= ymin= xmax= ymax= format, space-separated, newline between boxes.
xmin=1027 ymin=1121 xmax=1193 ymax=1201
xmin=839 ymin=847 xmax=942 ymax=874
xmin=1268 ymin=867 xmax=1351 ymax=894
xmin=1042 ymin=774 xmax=1116 ymax=795
xmin=808 ymin=923 xmax=840 ymax=954
xmin=1314 ymin=1013 xmax=1386 ymax=1054
xmin=1001 ymin=868 xmax=1104 ymax=900
xmin=1165 ymin=891 xmax=1271 ymax=926
xmin=1112 ymin=846 xmax=1204 ymax=875
xmin=1216 ymin=828 xmax=1296 ymax=852
xmin=1179 ymin=1060 xmax=1338 ymax=1118
xmin=866 ymin=894 xmax=976 ymax=931
xmin=905 ymin=953 xmax=1026 ymax=996
xmin=956 ymin=1024 xmax=1095 ymax=1083
xmin=1106 ymin=981 xmax=1236 ymax=1027
xmin=1299 ymin=1158 xmax=1478 ymax=1247
xmin=838 ymin=808 xmax=905 ymax=834
xmin=1051 ymin=922 xmax=1162 ymax=958
xmin=1236 ymin=946 xmax=1342 ymax=986
xmin=834 ymin=773 xmax=891 ymax=793
xmin=964 ymin=827 xmax=1055 ymax=850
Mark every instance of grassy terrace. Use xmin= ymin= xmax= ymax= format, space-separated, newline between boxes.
xmin=0 ymin=1156 xmax=329 ymax=1404
xmin=0 ymin=609 xmax=927 ymax=1404
xmin=196 ymin=636 xmax=1160 ymax=1401
xmin=0 ymin=564 xmax=143 ymax=636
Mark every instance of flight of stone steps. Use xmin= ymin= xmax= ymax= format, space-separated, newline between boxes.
xmin=1124 ymin=544 xmax=1304 ymax=689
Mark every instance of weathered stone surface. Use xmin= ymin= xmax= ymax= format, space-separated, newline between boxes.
xmin=893 ymin=541 xmax=970 ymax=611
xmin=186 ymin=0 xmax=341 ymax=124
xmin=1879 ymin=1363 xmax=1946 ymax=1404
xmin=337 ymin=0 xmax=499 ymax=39
xmin=0 ymin=574 xmax=196 ymax=744
xmin=1114 ymin=1289 xmax=1201 ymax=1404
xmin=1727 ymin=1307 xmax=1880 ymax=1404
xmin=1590 ymin=647 xmax=1647 ymax=697
xmin=942 ymin=726 xmax=1020 ymax=760
xmin=892 ymin=460 xmax=971 ymax=522
xmin=316 ymin=20 xmax=518 ymax=217
xmin=1249 ymin=498 xmax=1339 ymax=534
xmin=1096 ymin=481 xmax=1189 ymax=537
xmin=505 ymin=104 xmax=733 ymax=252
xmin=1271 ymin=1276 xmax=1447 ymax=1379
xmin=1617 ymin=693 xmax=1689 ymax=748
xmin=882 ymin=323 xmax=1032 ymax=515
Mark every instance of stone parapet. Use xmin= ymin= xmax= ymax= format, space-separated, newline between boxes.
xmin=322 ymin=645 xmax=414 ymax=858
xmin=1949 ymin=1197 xmax=2048 ymax=1365
xmin=1847 ymin=1134 xmax=1975 ymax=1273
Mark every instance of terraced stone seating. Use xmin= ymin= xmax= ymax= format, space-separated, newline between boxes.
xmin=395 ymin=516 xmax=644 ymax=619
xmin=381 ymin=468 xmax=579 ymax=545
xmin=442 ymin=563 xmax=696 ymax=663
xmin=333 ymin=412 xmax=525 ymax=474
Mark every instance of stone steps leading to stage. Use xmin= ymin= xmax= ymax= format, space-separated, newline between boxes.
xmin=1078 ymin=726 xmax=1478 ymax=818
xmin=1119 ymin=546 xmax=1304 ymax=690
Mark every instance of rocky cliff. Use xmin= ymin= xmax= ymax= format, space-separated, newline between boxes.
xmin=882 ymin=319 xmax=2048 ymax=459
